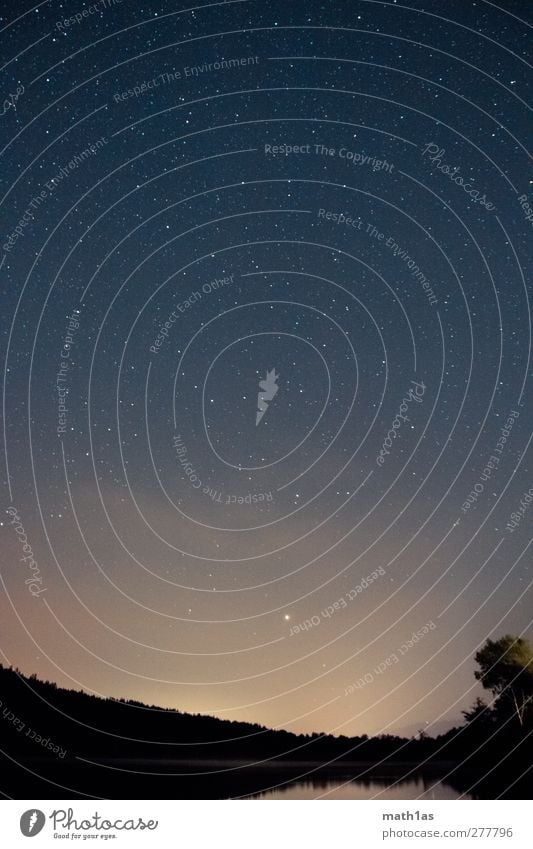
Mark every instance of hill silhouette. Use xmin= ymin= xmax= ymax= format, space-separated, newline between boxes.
xmin=0 ymin=664 xmax=529 ymax=798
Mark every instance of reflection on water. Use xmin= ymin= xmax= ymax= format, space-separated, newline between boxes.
xmin=250 ymin=775 xmax=473 ymax=800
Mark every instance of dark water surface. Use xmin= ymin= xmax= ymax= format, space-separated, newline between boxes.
xmin=1 ymin=758 xmax=477 ymax=799
xmin=249 ymin=775 xmax=473 ymax=800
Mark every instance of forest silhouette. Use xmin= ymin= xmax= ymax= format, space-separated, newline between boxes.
xmin=1 ymin=635 xmax=531 ymax=799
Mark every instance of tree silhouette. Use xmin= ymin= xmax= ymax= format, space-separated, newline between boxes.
xmin=474 ymin=635 xmax=533 ymax=729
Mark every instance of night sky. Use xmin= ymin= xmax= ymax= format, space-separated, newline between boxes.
xmin=1 ymin=0 xmax=532 ymax=742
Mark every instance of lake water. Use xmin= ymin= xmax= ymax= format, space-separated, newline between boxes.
xmin=250 ymin=776 xmax=473 ymax=800
xmin=20 ymin=757 xmax=473 ymax=799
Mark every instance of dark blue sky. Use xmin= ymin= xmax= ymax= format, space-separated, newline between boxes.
xmin=1 ymin=0 xmax=531 ymax=741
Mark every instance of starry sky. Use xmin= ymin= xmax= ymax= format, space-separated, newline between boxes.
xmin=0 ymin=0 xmax=532 ymax=742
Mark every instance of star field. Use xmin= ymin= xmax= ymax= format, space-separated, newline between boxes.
xmin=0 ymin=0 xmax=531 ymax=751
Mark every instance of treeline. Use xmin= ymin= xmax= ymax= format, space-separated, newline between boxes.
xmin=0 ymin=663 xmax=420 ymax=762
xmin=0 ymin=633 xmax=530 ymax=798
